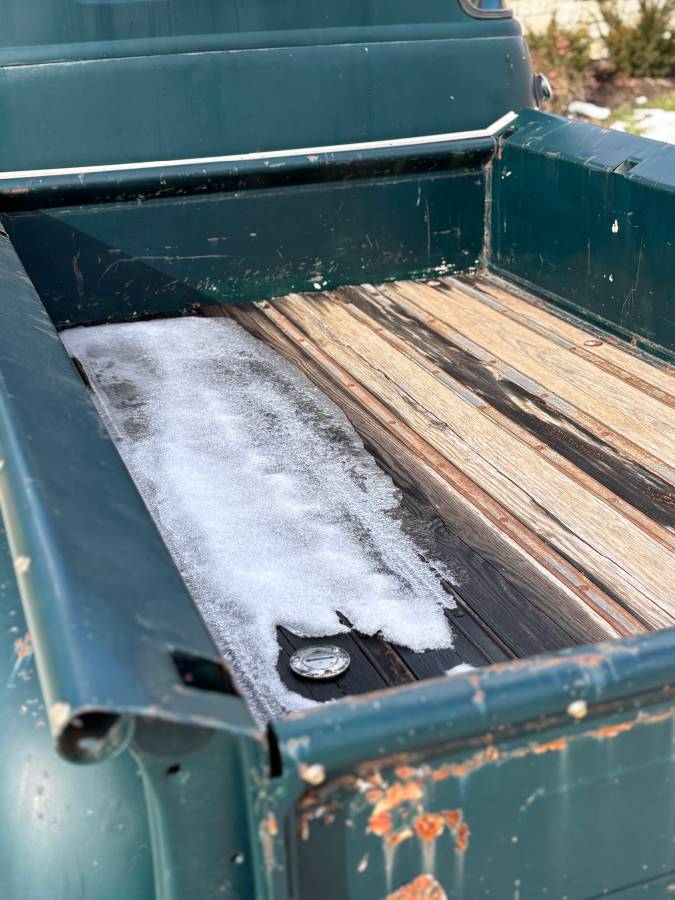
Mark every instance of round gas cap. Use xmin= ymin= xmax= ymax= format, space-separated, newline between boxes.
xmin=290 ymin=645 xmax=351 ymax=680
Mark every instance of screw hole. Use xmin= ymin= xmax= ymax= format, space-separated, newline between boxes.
xmin=166 ymin=763 xmax=181 ymax=776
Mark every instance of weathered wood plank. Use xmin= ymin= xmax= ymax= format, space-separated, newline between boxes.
xmin=225 ymin=300 xmax=633 ymax=642
xmin=205 ymin=304 xmax=499 ymax=686
xmin=358 ymin=418 xmax=576 ymax=658
xmin=272 ymin=293 xmax=673 ymax=630
xmin=389 ymin=280 xmax=675 ymax=469
xmin=338 ymin=284 xmax=675 ymax=539
xmin=472 ymin=275 xmax=675 ymax=405
xmin=222 ymin=303 xmax=594 ymax=656
xmin=372 ymin=282 xmax=673 ymax=489
xmin=445 ymin=606 xmax=512 ymax=664
xmin=335 ymin=611 xmax=417 ymax=686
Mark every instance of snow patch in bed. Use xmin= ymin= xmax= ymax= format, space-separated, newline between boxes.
xmin=445 ymin=663 xmax=475 ymax=676
xmin=63 ymin=317 xmax=455 ymax=723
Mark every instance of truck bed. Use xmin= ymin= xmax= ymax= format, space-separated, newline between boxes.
xmin=65 ymin=275 xmax=675 ymax=718
xmin=221 ymin=276 xmax=675 ymax=633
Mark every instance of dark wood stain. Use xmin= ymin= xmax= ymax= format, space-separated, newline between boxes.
xmin=212 ymin=301 xmax=588 ymax=701
xmin=382 ymin=462 xmax=575 ymax=658
xmin=341 ymin=285 xmax=675 ymax=527
xmin=213 ymin=284 xmax=673 ymax=703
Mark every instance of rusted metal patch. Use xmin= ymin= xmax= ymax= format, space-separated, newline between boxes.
xmin=454 ymin=821 xmax=471 ymax=852
xmin=427 ymin=704 xmax=675 ymax=784
xmin=371 ymin=781 xmax=424 ymax=817
xmin=259 ymin=812 xmax=279 ymax=876
xmin=302 ymin=697 xmax=675 ymax=831
xmin=414 ymin=812 xmax=445 ymax=842
xmin=10 ymin=632 xmax=34 ymax=686
xmin=366 ymin=780 xmax=424 ymax=842
xmin=266 ymin=813 xmax=278 ymax=837
xmin=387 ymin=827 xmax=414 ymax=848
xmin=362 ymin=771 xmax=472 ymax=860
xmin=593 ymin=721 xmax=634 ymax=739
xmin=13 ymin=631 xmax=32 ymax=660
xmin=368 ymin=810 xmax=394 ymax=838
xmin=387 ymin=874 xmax=448 ymax=899
xmin=290 ymin=700 xmax=675 ymax=895
xmin=413 ymin=809 xmax=470 ymax=853
xmin=533 ymin=738 xmax=568 ymax=755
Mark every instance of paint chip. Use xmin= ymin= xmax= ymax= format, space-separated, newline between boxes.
xmin=14 ymin=633 xmax=32 ymax=660
xmin=299 ymin=762 xmax=326 ymax=786
xmin=13 ymin=556 xmax=31 ymax=575
xmin=49 ymin=701 xmax=72 ymax=732
xmin=567 ymin=699 xmax=588 ymax=720
xmin=387 ymin=874 xmax=448 ymax=900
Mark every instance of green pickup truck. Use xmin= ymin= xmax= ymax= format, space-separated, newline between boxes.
xmin=1 ymin=1 xmax=674 ymax=898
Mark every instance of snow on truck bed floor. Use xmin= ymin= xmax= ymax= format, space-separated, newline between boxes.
xmin=62 ymin=317 xmax=455 ymax=722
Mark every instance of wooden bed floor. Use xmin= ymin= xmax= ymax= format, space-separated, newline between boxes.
xmin=206 ymin=274 xmax=675 ymax=699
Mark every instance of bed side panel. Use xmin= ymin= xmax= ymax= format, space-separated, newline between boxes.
xmin=490 ymin=110 xmax=675 ymax=360
xmin=270 ymin=637 xmax=675 ymax=898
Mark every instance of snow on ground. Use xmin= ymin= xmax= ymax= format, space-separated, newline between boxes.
xmin=611 ymin=108 xmax=675 ymax=144
xmin=63 ymin=317 xmax=456 ymax=723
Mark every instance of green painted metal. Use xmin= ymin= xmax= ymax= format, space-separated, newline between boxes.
xmin=271 ymin=633 xmax=675 ymax=897
xmin=610 ymin=874 xmax=675 ymax=898
xmin=2 ymin=6 xmax=675 ymax=900
xmin=0 ymin=0 xmax=512 ymax=57
xmin=0 ymin=0 xmax=534 ymax=326
xmin=3 ymin=143 xmax=490 ymax=326
xmin=130 ymin=720 xmax=268 ymax=900
xmin=490 ymin=110 xmax=675 ymax=360
xmin=0 ymin=229 xmax=258 ymax=759
xmin=0 ymin=517 xmax=155 ymax=900
xmin=0 ymin=230 xmax=268 ymax=899
xmin=0 ymin=139 xmax=495 ymax=212
xmin=0 ymin=512 xmax=266 ymax=900
xmin=0 ymin=0 xmax=529 ymax=172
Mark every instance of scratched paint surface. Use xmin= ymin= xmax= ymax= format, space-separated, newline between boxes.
xmin=290 ymin=699 xmax=675 ymax=898
xmin=491 ymin=111 xmax=675 ymax=359
xmin=0 ymin=518 xmax=155 ymax=899
xmin=3 ymin=165 xmax=486 ymax=327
